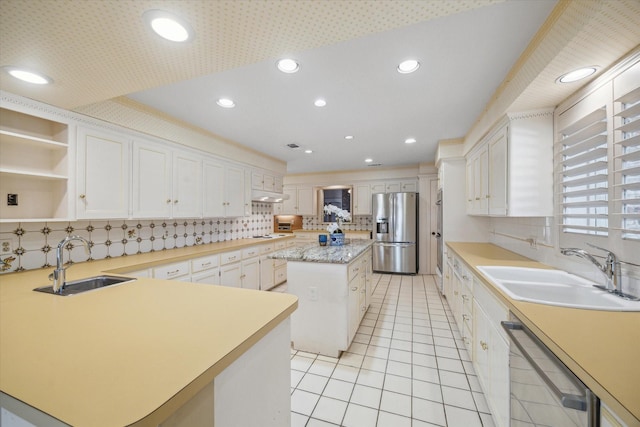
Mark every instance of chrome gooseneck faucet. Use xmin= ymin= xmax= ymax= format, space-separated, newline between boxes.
xmin=49 ymin=235 xmax=91 ymax=294
xmin=560 ymin=243 xmax=623 ymax=296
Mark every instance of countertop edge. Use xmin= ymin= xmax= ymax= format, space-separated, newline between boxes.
xmin=130 ymin=298 xmax=298 ymax=427
xmin=446 ymin=242 xmax=639 ymax=426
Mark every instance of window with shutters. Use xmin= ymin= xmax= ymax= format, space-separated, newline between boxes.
xmin=555 ymin=58 xmax=639 ymax=262
xmin=614 ymin=87 xmax=640 ymax=241
xmin=558 ymin=107 xmax=609 ymax=236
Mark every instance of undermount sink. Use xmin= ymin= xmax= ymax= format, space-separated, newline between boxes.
xmin=476 ymin=266 xmax=639 ymax=311
xmin=34 ymin=275 xmax=136 ymax=296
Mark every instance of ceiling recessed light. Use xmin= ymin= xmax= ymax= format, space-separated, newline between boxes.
xmin=365 ymin=158 xmax=373 ymax=163
xmin=397 ymin=59 xmax=420 ymax=74
xmin=405 ymin=138 xmax=417 ymax=144
xmin=314 ymin=99 xmax=327 ymax=107
xmin=277 ymin=58 xmax=299 ymax=73
xmin=345 ymin=135 xmax=354 ymax=140
xmin=556 ymin=66 xmax=598 ymax=83
xmin=3 ymin=66 xmax=52 ymax=84
xmin=143 ymin=10 xmax=193 ymax=42
xmin=305 ymin=149 xmax=313 ymax=154
xmin=216 ymin=98 xmax=235 ymax=108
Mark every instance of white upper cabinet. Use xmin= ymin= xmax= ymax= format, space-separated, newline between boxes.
xmin=282 ymin=185 xmax=314 ymax=215
xmin=203 ymin=161 xmax=246 ymax=218
xmin=172 ymin=150 xmax=202 ymax=218
xmin=353 ymin=184 xmax=372 ymax=215
xmin=76 ymin=126 xmax=130 ymax=219
xmin=132 ymin=140 xmax=202 ymax=219
xmin=370 ymin=180 xmax=417 ymax=194
xmin=466 ymin=110 xmax=553 ymax=217
xmin=132 ymin=140 xmax=172 ymax=218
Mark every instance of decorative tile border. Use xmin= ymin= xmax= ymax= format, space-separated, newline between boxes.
xmin=0 ymin=202 xmax=276 ymax=274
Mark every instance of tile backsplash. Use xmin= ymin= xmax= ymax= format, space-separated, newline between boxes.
xmin=0 ymin=202 xmax=275 ymax=274
xmin=302 ymin=215 xmax=373 ymax=232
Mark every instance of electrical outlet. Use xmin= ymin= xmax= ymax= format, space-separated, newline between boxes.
xmin=1 ymin=239 xmax=13 ymax=255
xmin=527 ymin=236 xmax=538 ymax=249
xmin=309 ymin=286 xmax=318 ymax=301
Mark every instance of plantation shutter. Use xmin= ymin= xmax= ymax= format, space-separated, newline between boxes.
xmin=614 ymin=86 xmax=640 ymax=240
xmin=558 ymin=106 xmax=609 ymax=236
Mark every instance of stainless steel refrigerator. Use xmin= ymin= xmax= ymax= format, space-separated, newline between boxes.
xmin=372 ymin=192 xmax=418 ymax=274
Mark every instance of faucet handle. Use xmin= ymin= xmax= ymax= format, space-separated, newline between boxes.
xmin=586 ymin=243 xmax=617 ymax=259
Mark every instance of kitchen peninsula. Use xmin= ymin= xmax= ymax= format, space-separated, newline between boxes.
xmin=271 ymin=239 xmax=373 ymax=357
xmin=0 ymin=239 xmax=297 ymax=427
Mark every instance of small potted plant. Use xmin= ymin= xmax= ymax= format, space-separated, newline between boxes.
xmin=324 ymin=204 xmax=351 ymax=246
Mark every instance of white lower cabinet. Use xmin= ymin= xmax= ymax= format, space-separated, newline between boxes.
xmin=472 ymin=277 xmax=510 ymax=427
xmin=219 ymin=248 xmax=260 ymax=289
xmin=259 ymin=242 xmax=275 ymax=291
xmin=190 ymin=254 xmax=220 ymax=285
xmin=153 ymin=261 xmax=190 ymax=281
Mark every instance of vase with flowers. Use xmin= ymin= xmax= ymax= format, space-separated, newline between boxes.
xmin=324 ymin=204 xmax=351 ymax=246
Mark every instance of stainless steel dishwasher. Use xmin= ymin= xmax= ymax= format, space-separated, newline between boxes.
xmin=502 ymin=316 xmax=600 ymax=427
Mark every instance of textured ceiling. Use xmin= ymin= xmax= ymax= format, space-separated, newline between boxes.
xmin=1 ymin=0 xmax=639 ymax=174
xmin=0 ymin=0 xmax=502 ymax=109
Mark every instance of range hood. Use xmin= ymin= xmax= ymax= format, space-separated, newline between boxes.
xmin=251 ymin=189 xmax=289 ymax=203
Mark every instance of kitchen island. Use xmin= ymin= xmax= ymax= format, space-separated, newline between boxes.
xmin=0 ymin=240 xmax=297 ymax=427
xmin=271 ymin=239 xmax=373 ymax=357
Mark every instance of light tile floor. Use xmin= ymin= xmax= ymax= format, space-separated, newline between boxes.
xmin=272 ymin=273 xmax=495 ymax=427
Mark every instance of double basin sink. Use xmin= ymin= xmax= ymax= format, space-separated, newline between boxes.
xmin=477 ymin=266 xmax=639 ymax=311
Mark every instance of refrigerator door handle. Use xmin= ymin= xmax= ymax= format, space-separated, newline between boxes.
xmin=375 ymin=242 xmax=414 ymax=248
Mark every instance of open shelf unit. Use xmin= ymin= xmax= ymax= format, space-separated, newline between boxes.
xmin=0 ymin=107 xmax=70 ymax=222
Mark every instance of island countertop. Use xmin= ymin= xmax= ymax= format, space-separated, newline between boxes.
xmin=447 ymin=242 xmax=640 ymax=426
xmin=269 ymin=239 xmax=374 ymax=263
xmin=0 ymin=239 xmax=298 ymax=427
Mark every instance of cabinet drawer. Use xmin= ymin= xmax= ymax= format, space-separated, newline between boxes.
xmin=242 ymin=247 xmax=260 ymax=259
xmin=474 ymin=278 xmax=509 ymax=340
xmin=275 ymin=264 xmax=287 ymax=284
xmin=260 ymin=243 xmax=274 ymax=254
xmin=190 ymin=255 xmax=219 ymax=273
xmin=348 ymin=261 xmax=363 ymax=282
xmin=154 ymin=261 xmax=190 ymax=280
xmin=275 ymin=241 xmax=287 ymax=250
xmin=220 ymin=250 xmax=242 ymax=265
xmin=274 ymin=258 xmax=287 ymax=267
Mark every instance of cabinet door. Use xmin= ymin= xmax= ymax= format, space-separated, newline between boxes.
xmin=225 ymin=165 xmax=245 ymax=217
xmin=241 ymin=258 xmax=260 ymax=290
xmin=260 ymin=256 xmax=275 ymax=291
xmin=347 ymin=277 xmax=361 ymax=344
xmin=296 ymin=186 xmax=314 ymax=215
xmin=192 ymin=270 xmax=220 ymax=285
xmin=173 ymin=151 xmax=202 ymax=218
xmin=354 ymin=184 xmax=372 ymax=215
xmin=76 ymin=127 xmax=130 ymax=219
xmin=489 ymin=328 xmax=510 ymax=427
xmin=132 ymin=140 xmax=172 ymax=218
xmin=263 ymin=174 xmax=275 ymax=191
xmin=220 ymin=262 xmax=242 ymax=288
xmin=243 ymin=169 xmax=252 ymax=216
xmin=282 ymin=185 xmax=297 ymax=214
xmin=488 ymin=126 xmax=508 ymax=216
xmin=465 ymin=159 xmax=474 ymax=213
xmin=252 ymin=172 xmax=263 ymax=190
xmin=203 ymin=160 xmax=225 ymax=217
xmin=274 ymin=176 xmax=283 ymax=192
xmin=385 ymin=182 xmax=401 ymax=192
xmin=400 ymin=181 xmax=417 ymax=192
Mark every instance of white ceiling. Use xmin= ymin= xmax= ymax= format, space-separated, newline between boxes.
xmin=127 ymin=1 xmax=554 ymax=173
xmin=2 ymin=0 xmax=639 ymax=174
